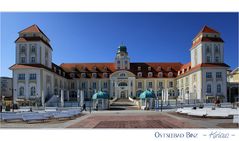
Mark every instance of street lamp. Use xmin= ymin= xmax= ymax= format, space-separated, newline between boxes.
xmin=160 ymin=87 xmax=163 ymax=112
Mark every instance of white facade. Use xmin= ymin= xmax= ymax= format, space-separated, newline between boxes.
xmin=10 ymin=25 xmax=229 ymax=106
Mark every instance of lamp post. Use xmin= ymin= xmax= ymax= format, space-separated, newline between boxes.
xmin=161 ymin=87 xmax=163 ymax=112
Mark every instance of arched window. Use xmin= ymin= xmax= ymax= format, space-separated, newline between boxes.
xmin=217 ymin=84 xmax=221 ymax=93
xmin=30 ymin=86 xmax=36 ymax=96
xmin=118 ymin=82 xmax=128 ymax=87
xmin=207 ymin=84 xmax=211 ymax=93
xmin=168 ymin=72 xmax=173 ymax=77
xmin=19 ymin=87 xmax=24 ymax=96
xmin=137 ymin=72 xmax=142 ymax=77
xmin=158 ymin=72 xmax=163 ymax=78
xmin=148 ymin=72 xmax=153 ymax=77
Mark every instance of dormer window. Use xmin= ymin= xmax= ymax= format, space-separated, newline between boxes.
xmin=93 ymin=66 xmax=97 ymax=71
xmin=70 ymin=73 xmax=75 ymax=78
xmin=104 ymin=66 xmax=108 ymax=71
xmin=158 ymin=72 xmax=163 ymax=78
xmin=83 ymin=66 xmax=86 ymax=71
xmin=92 ymin=73 xmax=97 ymax=78
xmin=157 ymin=66 xmax=162 ymax=71
xmin=148 ymin=67 xmax=151 ymax=71
xmin=54 ymin=67 xmax=56 ymax=72
xmin=63 ymin=72 xmax=65 ymax=77
xmin=148 ymin=72 xmax=153 ymax=77
xmin=167 ymin=67 xmax=171 ymax=71
xmin=138 ymin=66 xmax=141 ymax=71
xmin=137 ymin=72 xmax=142 ymax=77
xmin=81 ymin=73 xmax=86 ymax=78
xmin=168 ymin=72 xmax=173 ymax=77
xmin=59 ymin=70 xmax=61 ymax=75
xmin=103 ymin=73 xmax=108 ymax=78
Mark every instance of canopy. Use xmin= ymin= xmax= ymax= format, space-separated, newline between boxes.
xmin=92 ymin=91 xmax=109 ymax=99
xmin=139 ymin=90 xmax=155 ymax=99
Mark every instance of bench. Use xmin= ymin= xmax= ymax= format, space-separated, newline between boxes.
xmin=53 ymin=112 xmax=74 ymax=120
xmin=2 ymin=113 xmax=23 ymax=122
xmin=206 ymin=109 xmax=230 ymax=118
xmin=180 ymin=108 xmax=192 ymax=114
xmin=22 ymin=114 xmax=49 ymax=123
xmin=187 ymin=109 xmax=207 ymax=117
xmin=45 ymin=107 xmax=57 ymax=112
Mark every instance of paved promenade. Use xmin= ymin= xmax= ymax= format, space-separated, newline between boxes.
xmin=1 ymin=110 xmax=237 ymax=128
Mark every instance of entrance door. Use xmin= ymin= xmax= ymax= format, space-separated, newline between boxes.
xmin=120 ymin=91 xmax=127 ymax=98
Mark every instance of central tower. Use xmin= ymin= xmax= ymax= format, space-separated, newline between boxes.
xmin=115 ymin=44 xmax=130 ymax=70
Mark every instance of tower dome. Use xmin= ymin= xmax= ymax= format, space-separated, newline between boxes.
xmin=117 ymin=44 xmax=128 ymax=54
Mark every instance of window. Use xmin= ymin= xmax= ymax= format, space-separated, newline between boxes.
xmin=207 ymin=84 xmax=211 ymax=93
xmin=31 ymin=46 xmax=36 ymax=53
xmin=186 ymin=77 xmax=189 ymax=85
xmin=148 ymin=67 xmax=151 ymax=71
xmin=168 ymin=72 xmax=173 ymax=77
xmin=82 ymin=82 xmax=86 ymax=89
xmin=168 ymin=89 xmax=175 ymax=96
xmin=159 ymin=82 xmax=163 ymax=88
xmin=93 ymin=82 xmax=96 ymax=89
xmin=92 ymin=73 xmax=97 ymax=78
xmin=20 ymin=57 xmax=26 ymax=63
xmin=30 ymin=86 xmax=36 ymax=96
xmin=119 ymin=73 xmax=125 ymax=77
xmin=206 ymin=72 xmax=212 ymax=78
xmin=158 ymin=72 xmax=163 ymax=78
xmin=118 ymin=82 xmax=127 ymax=87
xmin=137 ymin=72 xmax=142 ymax=77
xmin=148 ymin=72 xmax=153 ymax=77
xmin=169 ymin=81 xmax=173 ymax=87
xmin=31 ymin=57 xmax=36 ymax=63
xmin=103 ymin=73 xmax=108 ymax=78
xmin=18 ymin=74 xmax=25 ymax=80
xmin=148 ymin=82 xmax=153 ymax=88
xmin=29 ymin=74 xmax=36 ymax=80
xmin=71 ymin=82 xmax=75 ymax=89
xmin=138 ymin=66 xmax=141 ymax=71
xmin=20 ymin=46 xmax=25 ymax=53
xmin=217 ymin=84 xmax=221 ymax=93
xmin=19 ymin=87 xmax=24 ymax=96
xmin=138 ymin=82 xmax=142 ymax=88
xmin=81 ymin=73 xmax=86 ymax=78
xmin=70 ymin=73 xmax=75 ymax=78
xmin=215 ymin=56 xmax=220 ymax=63
xmin=125 ymin=60 xmax=128 ymax=64
xmin=206 ymin=56 xmax=211 ymax=63
xmin=117 ymin=61 xmax=120 ymax=64
xmin=103 ymin=82 xmax=108 ymax=88
xmin=216 ymin=72 xmax=222 ymax=78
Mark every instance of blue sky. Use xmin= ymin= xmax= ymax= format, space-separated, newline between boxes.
xmin=1 ymin=13 xmax=238 ymax=77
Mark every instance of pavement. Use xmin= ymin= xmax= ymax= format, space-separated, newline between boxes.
xmin=1 ymin=109 xmax=236 ymax=128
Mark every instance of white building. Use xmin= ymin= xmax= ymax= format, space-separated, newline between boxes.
xmin=10 ymin=24 xmax=229 ymax=106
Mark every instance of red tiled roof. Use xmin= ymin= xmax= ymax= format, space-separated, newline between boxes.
xmin=177 ymin=63 xmax=229 ymax=77
xmin=60 ymin=62 xmax=183 ymax=78
xmin=200 ymin=25 xmax=220 ymax=34
xmin=9 ymin=63 xmax=69 ymax=78
xmin=15 ymin=37 xmax=52 ymax=50
xmin=191 ymin=37 xmax=224 ymax=49
xmin=19 ymin=24 xmax=50 ymax=40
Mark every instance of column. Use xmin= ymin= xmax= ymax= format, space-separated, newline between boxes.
xmin=80 ymin=90 xmax=84 ymax=107
xmin=60 ymin=89 xmax=64 ymax=107
xmin=67 ymin=90 xmax=70 ymax=101
xmin=41 ymin=90 xmax=45 ymax=107
xmin=77 ymin=89 xmax=80 ymax=103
